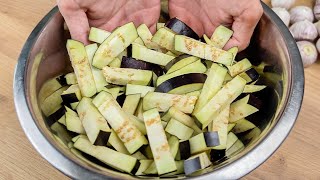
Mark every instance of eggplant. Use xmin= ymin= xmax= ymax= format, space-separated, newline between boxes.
xmin=184 ymin=157 xmax=201 ymax=175
xmin=245 ymin=68 xmax=260 ymax=82
xmin=203 ymin=132 xmax=220 ymax=147
xmin=210 ymin=149 xmax=226 ymax=164
xmin=47 ymin=106 xmax=66 ymax=126
xmin=179 ymin=140 xmax=191 ymax=160
xmin=94 ymin=131 xmax=111 ymax=146
xmin=121 ymin=56 xmax=163 ymax=76
xmin=164 ymin=54 xmax=198 ymax=73
xmin=165 ymin=17 xmax=199 ymax=39
xmin=56 ymin=75 xmax=68 ymax=86
xmin=155 ymin=73 xmax=207 ymax=94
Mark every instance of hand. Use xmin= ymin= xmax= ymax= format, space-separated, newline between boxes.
xmin=168 ymin=0 xmax=263 ymax=51
xmin=58 ymin=0 xmax=160 ymax=44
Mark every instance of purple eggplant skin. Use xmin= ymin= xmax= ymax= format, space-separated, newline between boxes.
xmin=210 ymin=149 xmax=226 ymax=164
xmin=121 ymin=56 xmax=163 ymax=76
xmin=155 ymin=73 xmax=207 ymax=93
xmin=165 ymin=17 xmax=199 ymax=39
xmin=179 ymin=140 xmax=191 ymax=160
xmin=61 ymin=93 xmax=79 ymax=103
xmin=245 ymin=68 xmax=260 ymax=83
xmin=204 ymin=131 xmax=220 ymax=147
xmin=184 ymin=157 xmax=202 ymax=175
xmin=47 ymin=106 xmax=65 ymax=126
xmin=164 ymin=54 xmax=192 ymax=72
xmin=93 ymin=131 xmax=111 ymax=146
xmin=56 ymin=75 xmax=68 ymax=86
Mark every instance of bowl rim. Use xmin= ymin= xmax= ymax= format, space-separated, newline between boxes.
xmin=13 ymin=3 xmax=304 ymax=179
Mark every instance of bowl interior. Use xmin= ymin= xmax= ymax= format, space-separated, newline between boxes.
xmin=23 ymin=5 xmax=291 ymax=179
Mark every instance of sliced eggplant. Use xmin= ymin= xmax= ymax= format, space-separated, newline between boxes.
xmin=193 ymin=63 xmax=227 ymax=114
xmin=210 ymin=149 xmax=226 ymax=164
xmin=229 ymin=95 xmax=259 ymax=123
xmin=86 ymin=43 xmax=109 ymax=92
xmin=66 ymin=40 xmax=97 ymax=97
xmin=143 ymin=108 xmax=177 ymax=175
xmin=179 ymin=140 xmax=191 ymax=160
xmin=135 ymin=160 xmax=153 ymax=175
xmin=65 ymin=106 xmax=85 ymax=134
xmin=143 ymin=92 xmax=198 ymax=114
xmin=174 ymin=35 xmax=233 ymax=66
xmin=229 ymin=58 xmax=252 ymax=77
xmin=121 ymin=56 xmax=163 ymax=76
xmin=122 ymin=94 xmax=141 ymax=115
xmin=76 ymin=97 xmax=111 ymax=145
xmin=226 ymin=132 xmax=238 ymax=150
xmin=164 ymin=54 xmax=199 ymax=74
xmin=132 ymin=43 xmax=175 ymax=66
xmin=168 ymin=136 xmax=179 ymax=157
xmin=239 ymin=68 xmax=260 ymax=83
xmin=143 ymin=161 xmax=158 ymax=175
xmin=161 ymin=106 xmax=201 ymax=134
xmin=194 ymin=76 xmax=246 ymax=128
xmin=108 ymin=130 xmax=130 ymax=154
xmin=155 ymin=73 xmax=207 ymax=94
xmin=243 ymin=85 xmax=266 ymax=93
xmin=131 ymin=151 xmax=147 ymax=160
xmin=137 ymin=24 xmax=160 ymax=49
xmin=38 ymin=77 xmax=64 ymax=104
xmin=133 ymin=37 xmax=145 ymax=46
xmin=64 ymin=72 xmax=77 ymax=85
xmin=203 ymin=34 xmax=213 ymax=45
xmin=88 ymin=27 xmax=111 ymax=44
xmin=189 ymin=132 xmax=220 ymax=154
xmin=184 ymin=152 xmax=211 ymax=175
xmin=209 ymin=106 xmax=229 ymax=150
xmin=232 ymin=119 xmax=256 ymax=134
xmin=157 ymin=23 xmax=165 ymax=30
xmin=51 ymin=122 xmax=73 ymax=145
xmin=102 ymin=66 xmax=152 ymax=86
xmin=74 ymin=136 xmax=139 ymax=174
xmin=227 ymin=123 xmax=236 ymax=133
xmin=152 ymin=27 xmax=177 ymax=52
xmin=109 ymin=57 xmax=122 ymax=68
xmin=41 ymin=86 xmax=68 ymax=116
xmin=165 ymin=118 xmax=194 ymax=140
xmin=210 ymin=25 xmax=233 ymax=49
xmin=61 ymin=84 xmax=82 ymax=104
xmin=186 ymin=90 xmax=201 ymax=97
xmin=226 ymin=139 xmax=244 ymax=157
xmin=47 ymin=106 xmax=66 ymax=126
xmin=92 ymin=22 xmax=138 ymax=68
xmin=156 ymin=60 xmax=206 ymax=86
xmin=126 ymin=84 xmax=155 ymax=97
xmin=165 ymin=17 xmax=199 ymax=39
xmin=95 ymin=91 xmax=148 ymax=154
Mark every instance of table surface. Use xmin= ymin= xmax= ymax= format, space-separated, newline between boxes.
xmin=1 ymin=0 xmax=319 ymax=179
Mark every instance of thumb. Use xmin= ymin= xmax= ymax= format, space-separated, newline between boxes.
xmin=224 ymin=8 xmax=263 ymax=51
xmin=58 ymin=0 xmax=90 ymax=44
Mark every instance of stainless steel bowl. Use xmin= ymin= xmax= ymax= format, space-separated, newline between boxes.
xmin=14 ymin=3 xmax=304 ymax=179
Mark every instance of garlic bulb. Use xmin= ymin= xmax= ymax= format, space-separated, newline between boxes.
xmin=272 ymin=8 xmax=290 ymax=26
xmin=271 ymin=0 xmax=295 ymax=10
xmin=297 ymin=41 xmax=318 ymax=68
xmin=316 ymin=38 xmax=320 ymax=53
xmin=289 ymin=20 xmax=318 ymax=41
xmin=290 ymin=6 xmax=314 ymax=24
xmin=315 ymin=21 xmax=320 ymax=35
xmin=314 ymin=0 xmax=320 ymax=20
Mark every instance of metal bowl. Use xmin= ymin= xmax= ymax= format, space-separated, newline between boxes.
xmin=14 ymin=3 xmax=304 ymax=179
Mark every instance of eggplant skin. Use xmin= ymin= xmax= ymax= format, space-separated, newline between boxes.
xmin=179 ymin=140 xmax=191 ymax=160
xmin=56 ymin=75 xmax=68 ymax=86
xmin=164 ymin=54 xmax=192 ymax=72
xmin=184 ymin=157 xmax=201 ymax=175
xmin=61 ymin=93 xmax=79 ymax=103
xmin=93 ymin=131 xmax=111 ymax=146
xmin=245 ymin=68 xmax=260 ymax=82
xmin=47 ymin=106 xmax=65 ymax=126
xmin=165 ymin=17 xmax=199 ymax=39
xmin=204 ymin=131 xmax=220 ymax=147
xmin=121 ymin=56 xmax=163 ymax=76
xmin=155 ymin=73 xmax=207 ymax=93
xmin=210 ymin=149 xmax=226 ymax=164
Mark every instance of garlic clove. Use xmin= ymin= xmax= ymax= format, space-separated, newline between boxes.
xmin=272 ymin=7 xmax=290 ymax=26
xmin=316 ymin=38 xmax=320 ymax=53
xmin=271 ymin=0 xmax=295 ymax=10
xmin=314 ymin=21 xmax=320 ymax=35
xmin=290 ymin=6 xmax=314 ymax=24
xmin=289 ymin=20 xmax=318 ymax=41
xmin=314 ymin=1 xmax=320 ymax=20
xmin=297 ymin=41 xmax=318 ymax=68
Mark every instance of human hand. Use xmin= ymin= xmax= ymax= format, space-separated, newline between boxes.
xmin=168 ymin=0 xmax=263 ymax=51
xmin=58 ymin=0 xmax=160 ymax=44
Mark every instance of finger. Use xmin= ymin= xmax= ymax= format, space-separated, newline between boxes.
xmin=224 ymin=6 xmax=263 ymax=51
xmin=58 ymin=0 xmax=90 ymax=44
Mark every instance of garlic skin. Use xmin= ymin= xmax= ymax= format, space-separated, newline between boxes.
xmin=271 ymin=0 xmax=295 ymax=10
xmin=297 ymin=41 xmax=318 ymax=68
xmin=316 ymin=38 xmax=320 ymax=53
xmin=289 ymin=20 xmax=318 ymax=41
xmin=272 ymin=8 xmax=290 ymax=26
xmin=314 ymin=0 xmax=320 ymax=20
xmin=290 ymin=6 xmax=314 ymax=24
xmin=315 ymin=21 xmax=320 ymax=35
